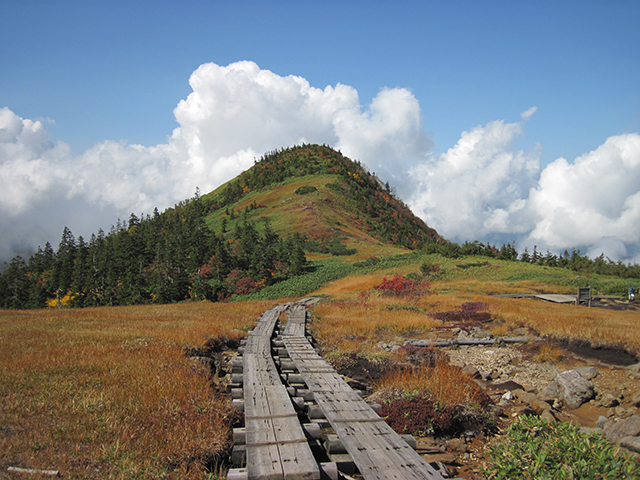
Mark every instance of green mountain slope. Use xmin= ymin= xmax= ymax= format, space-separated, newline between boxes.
xmin=203 ymin=144 xmax=441 ymax=258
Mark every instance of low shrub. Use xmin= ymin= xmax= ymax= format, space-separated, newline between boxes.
xmin=375 ymin=274 xmax=433 ymax=297
xmin=432 ymin=301 xmax=491 ymax=326
xmin=294 ymin=185 xmax=318 ymax=195
xmin=379 ymin=396 xmax=463 ymax=436
xmin=394 ymin=344 xmax=449 ymax=367
xmin=484 ymin=415 xmax=640 ymax=479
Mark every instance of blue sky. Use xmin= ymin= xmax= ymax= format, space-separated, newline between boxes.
xmin=1 ymin=1 xmax=640 ymax=263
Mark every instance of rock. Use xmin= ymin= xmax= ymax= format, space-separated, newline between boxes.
xmin=489 ymin=380 xmax=524 ymax=392
xmin=512 ymin=406 xmax=537 ymax=417
xmin=480 ymin=369 xmax=493 ymax=381
xmin=620 ymin=436 xmax=640 ymax=454
xmin=604 ymin=415 xmax=640 ymax=443
xmin=488 ymin=404 xmax=505 ymax=417
xmin=422 ymin=452 xmax=457 ymax=464
xmin=530 ymin=398 xmax=553 ymax=414
xmin=448 ymin=438 xmax=467 ymax=453
xmin=501 ymin=391 xmax=514 ymax=401
xmin=541 ymin=409 xmax=556 ymax=423
xmin=600 ymin=393 xmax=620 ymax=408
xmin=555 ymin=369 xmax=595 ymax=409
xmin=631 ymin=391 xmax=640 ymax=408
xmin=462 ymin=365 xmax=481 ymax=379
xmin=596 ymin=415 xmax=610 ymax=430
xmin=574 ymin=366 xmax=599 ymax=380
xmin=541 ymin=380 xmax=562 ymax=398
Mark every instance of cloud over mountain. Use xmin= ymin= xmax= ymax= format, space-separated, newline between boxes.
xmin=1 ymin=61 xmax=640 ymax=264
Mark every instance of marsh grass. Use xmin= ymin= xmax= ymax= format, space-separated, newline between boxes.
xmin=376 ymin=363 xmax=489 ymax=407
xmin=311 ymin=295 xmax=440 ymax=352
xmin=0 ymin=300 xmax=272 ymax=479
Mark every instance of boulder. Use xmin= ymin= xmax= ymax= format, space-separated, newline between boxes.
xmin=543 ymin=369 xmax=595 ymax=410
xmin=604 ymin=415 xmax=640 ymax=443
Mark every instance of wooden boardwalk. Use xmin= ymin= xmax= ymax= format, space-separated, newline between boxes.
xmin=228 ymin=301 xmax=446 ymax=480
xmin=282 ymin=305 xmax=445 ymax=480
xmin=238 ymin=306 xmax=320 ymax=480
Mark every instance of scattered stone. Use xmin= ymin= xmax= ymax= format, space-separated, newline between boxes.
xmin=574 ymin=366 xmax=599 ymax=380
xmin=604 ymin=415 xmax=640 ymax=443
xmin=541 ymin=409 xmax=557 ymax=423
xmin=448 ymin=438 xmax=467 ymax=453
xmin=596 ymin=415 xmax=610 ymax=430
xmin=462 ymin=365 xmax=481 ymax=379
xmin=501 ymin=391 xmax=514 ymax=402
xmin=599 ymin=393 xmax=620 ymax=408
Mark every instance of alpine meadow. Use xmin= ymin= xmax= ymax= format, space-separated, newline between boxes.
xmin=3 ymin=144 xmax=640 ymax=479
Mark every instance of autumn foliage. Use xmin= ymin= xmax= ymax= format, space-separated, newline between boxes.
xmin=374 ymin=274 xmax=433 ymax=297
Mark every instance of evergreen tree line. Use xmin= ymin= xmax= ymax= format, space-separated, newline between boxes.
xmin=0 ymin=191 xmax=306 ymax=309
xmin=425 ymin=240 xmax=640 ymax=279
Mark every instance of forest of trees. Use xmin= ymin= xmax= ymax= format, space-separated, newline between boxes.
xmin=425 ymin=239 xmax=640 ymax=279
xmin=0 ymin=191 xmax=306 ymax=309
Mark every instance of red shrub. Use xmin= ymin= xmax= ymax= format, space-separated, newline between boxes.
xmin=379 ymin=396 xmax=463 ymax=436
xmin=375 ymin=274 xmax=432 ymax=297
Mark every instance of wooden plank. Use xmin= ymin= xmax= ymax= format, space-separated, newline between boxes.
xmin=282 ymin=308 xmax=445 ymax=480
xmin=241 ymin=306 xmax=320 ymax=480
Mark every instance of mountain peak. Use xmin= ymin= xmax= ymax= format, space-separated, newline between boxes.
xmin=204 ymin=144 xmax=441 ymax=259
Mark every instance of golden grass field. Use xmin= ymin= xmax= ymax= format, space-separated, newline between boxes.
xmin=2 ymin=263 xmax=639 ymax=479
xmin=0 ymin=300 xmax=274 ymax=479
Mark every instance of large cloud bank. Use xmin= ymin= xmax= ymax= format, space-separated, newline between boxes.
xmin=1 ymin=61 xmax=639 ymax=264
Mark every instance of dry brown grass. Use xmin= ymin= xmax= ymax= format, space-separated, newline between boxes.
xmin=483 ymin=296 xmax=640 ymax=354
xmin=0 ymin=300 xmax=272 ymax=479
xmin=376 ymin=363 xmax=488 ymax=407
xmin=311 ymin=294 xmax=440 ymax=353
xmin=535 ymin=341 xmax=565 ymax=363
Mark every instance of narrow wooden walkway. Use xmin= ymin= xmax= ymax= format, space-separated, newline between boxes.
xmin=240 ymin=306 xmax=320 ymax=480
xmin=282 ymin=305 xmax=445 ymax=480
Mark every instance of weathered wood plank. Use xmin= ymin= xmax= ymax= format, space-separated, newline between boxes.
xmin=240 ymin=306 xmax=320 ymax=480
xmin=282 ymin=306 xmax=445 ymax=480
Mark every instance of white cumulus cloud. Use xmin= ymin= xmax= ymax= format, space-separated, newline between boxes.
xmin=525 ymin=133 xmax=640 ymax=260
xmin=0 ymin=62 xmax=428 ymax=263
xmin=2 ymin=62 xmax=640 ymax=265
xmin=409 ymin=114 xmax=540 ymax=242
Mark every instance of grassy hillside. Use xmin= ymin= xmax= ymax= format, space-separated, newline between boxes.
xmin=203 ymin=144 xmax=441 ymax=254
